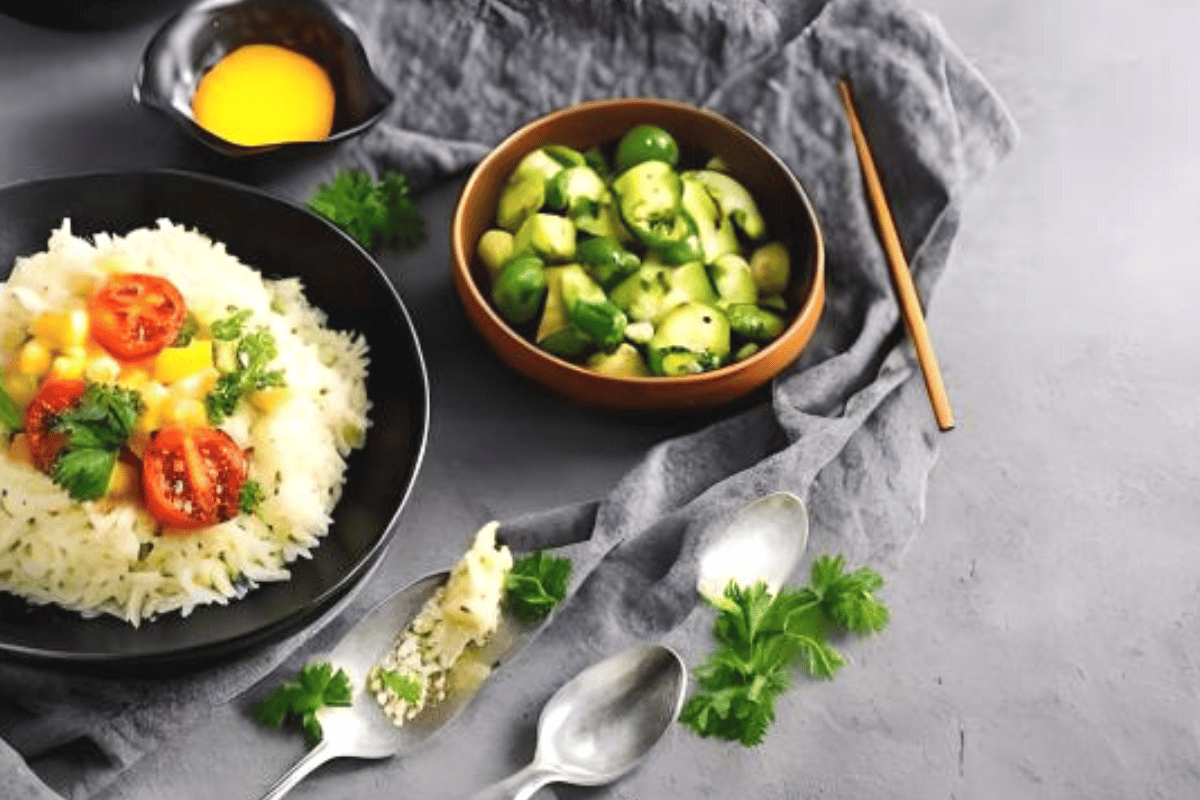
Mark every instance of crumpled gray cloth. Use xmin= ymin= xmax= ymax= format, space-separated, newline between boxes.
xmin=0 ymin=0 xmax=1017 ymax=797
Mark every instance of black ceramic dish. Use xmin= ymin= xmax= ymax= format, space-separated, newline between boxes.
xmin=0 ymin=171 xmax=429 ymax=670
xmin=0 ymin=0 xmax=185 ymax=29
xmin=134 ymin=0 xmax=393 ymax=157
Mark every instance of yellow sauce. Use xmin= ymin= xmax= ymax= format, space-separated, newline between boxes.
xmin=191 ymin=44 xmax=335 ymax=147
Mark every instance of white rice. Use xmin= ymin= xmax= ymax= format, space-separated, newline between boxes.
xmin=0 ymin=219 xmax=371 ymax=624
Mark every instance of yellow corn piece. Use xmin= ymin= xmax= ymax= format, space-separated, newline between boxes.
xmin=117 ymin=366 xmax=153 ymax=392
xmin=3 ymin=373 xmax=38 ymax=407
xmin=6 ymin=433 xmax=32 ymax=467
xmin=170 ymin=365 xmax=219 ymax=400
xmin=105 ymin=461 xmax=139 ymax=502
xmin=15 ymin=339 xmax=52 ymax=377
xmin=161 ymin=396 xmax=207 ymax=429
xmin=154 ymin=339 xmax=215 ymax=385
xmin=33 ymin=309 xmax=89 ymax=351
xmin=49 ymin=346 xmax=87 ymax=381
xmin=84 ymin=352 xmax=122 ymax=384
xmin=248 ymin=386 xmax=290 ymax=413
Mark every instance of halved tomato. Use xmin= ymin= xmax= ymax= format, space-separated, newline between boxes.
xmin=90 ymin=273 xmax=188 ymax=360
xmin=142 ymin=426 xmax=248 ymax=530
xmin=22 ymin=378 xmax=87 ymax=472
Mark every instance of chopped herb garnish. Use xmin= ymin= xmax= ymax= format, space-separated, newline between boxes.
xmin=172 ymin=312 xmax=200 ymax=347
xmin=239 ymin=479 xmax=265 ymax=515
xmin=377 ymin=669 xmax=422 ymax=704
xmin=503 ymin=550 xmax=572 ymax=622
xmin=206 ymin=325 xmax=285 ymax=424
xmin=49 ymin=383 xmax=142 ymax=501
xmin=679 ymin=555 xmax=890 ymax=746
xmin=252 ymin=661 xmax=354 ymax=746
xmin=210 ymin=308 xmax=253 ymax=341
xmin=308 ymin=169 xmax=426 ymax=250
xmin=0 ymin=383 xmax=22 ymax=432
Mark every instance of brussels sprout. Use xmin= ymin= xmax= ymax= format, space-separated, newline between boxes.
xmin=476 ymin=229 xmax=515 ymax=281
xmin=683 ymin=169 xmax=767 ymax=241
xmin=708 ymin=253 xmax=758 ymax=306
xmin=559 ymin=265 xmax=627 ymax=349
xmin=587 ymin=342 xmax=652 ymax=378
xmin=513 ymin=213 xmax=577 ymax=262
xmin=726 ymin=304 xmax=786 ymax=341
xmin=614 ymin=124 xmax=680 ymax=173
xmin=647 ymin=301 xmax=731 ymax=376
xmin=496 ymin=178 xmax=545 ymax=232
xmin=681 ymin=175 xmax=739 ymax=264
xmin=491 ymin=255 xmax=547 ymax=325
xmin=544 ymin=165 xmax=607 ymax=217
xmin=575 ymin=236 xmax=641 ymax=288
xmin=536 ymin=267 xmax=591 ymax=358
xmin=748 ymin=241 xmax=791 ymax=296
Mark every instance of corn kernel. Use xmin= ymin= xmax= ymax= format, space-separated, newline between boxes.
xmin=49 ymin=346 xmax=87 ymax=381
xmin=154 ymin=339 xmax=215 ymax=385
xmin=15 ymin=339 xmax=52 ymax=377
xmin=33 ymin=309 xmax=89 ymax=351
xmin=249 ymin=386 xmax=291 ymax=413
xmin=117 ymin=367 xmax=153 ymax=392
xmin=6 ymin=434 xmax=32 ymax=467
xmin=3 ymin=373 xmax=38 ymax=407
xmin=84 ymin=352 xmax=122 ymax=384
xmin=105 ymin=461 xmax=139 ymax=502
xmin=161 ymin=396 xmax=207 ymax=429
xmin=170 ymin=365 xmax=220 ymax=400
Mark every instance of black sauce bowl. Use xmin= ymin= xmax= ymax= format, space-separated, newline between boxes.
xmin=134 ymin=0 xmax=393 ymax=157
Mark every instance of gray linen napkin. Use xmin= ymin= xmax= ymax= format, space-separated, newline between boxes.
xmin=0 ymin=0 xmax=1016 ymax=797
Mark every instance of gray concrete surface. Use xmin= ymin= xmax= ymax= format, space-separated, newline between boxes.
xmin=1 ymin=0 xmax=1199 ymax=798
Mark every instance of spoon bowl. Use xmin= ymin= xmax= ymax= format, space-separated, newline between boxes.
xmin=470 ymin=643 xmax=687 ymax=800
xmin=696 ymin=491 xmax=809 ymax=604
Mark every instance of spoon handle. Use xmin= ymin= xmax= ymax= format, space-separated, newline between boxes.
xmin=468 ymin=763 xmax=557 ymax=800
xmin=257 ymin=739 xmax=336 ymax=800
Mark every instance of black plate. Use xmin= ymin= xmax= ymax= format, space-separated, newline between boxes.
xmin=0 ymin=170 xmax=429 ymax=670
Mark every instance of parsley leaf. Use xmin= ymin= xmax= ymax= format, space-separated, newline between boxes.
xmin=308 ymin=169 xmax=426 ymax=251
xmin=172 ymin=312 xmax=200 ymax=347
xmin=206 ymin=324 xmax=285 ymax=424
xmin=49 ymin=384 xmax=141 ymax=501
xmin=377 ymin=669 xmax=422 ymax=704
xmin=0 ymin=383 xmax=21 ymax=432
xmin=251 ymin=662 xmax=354 ymax=746
xmin=210 ymin=308 xmax=253 ymax=341
xmin=679 ymin=555 xmax=889 ymax=746
xmin=503 ymin=550 xmax=572 ymax=622
xmin=239 ymin=479 xmax=265 ymax=515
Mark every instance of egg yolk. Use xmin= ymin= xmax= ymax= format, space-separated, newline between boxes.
xmin=191 ymin=44 xmax=335 ymax=147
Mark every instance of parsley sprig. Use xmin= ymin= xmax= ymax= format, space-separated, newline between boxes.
xmin=679 ymin=555 xmax=890 ymax=746
xmin=50 ymin=384 xmax=142 ymax=501
xmin=0 ymin=383 xmax=22 ymax=432
xmin=308 ymin=169 xmax=426 ymax=251
xmin=251 ymin=662 xmax=353 ymax=745
xmin=503 ymin=550 xmax=572 ymax=622
xmin=206 ymin=316 xmax=286 ymax=424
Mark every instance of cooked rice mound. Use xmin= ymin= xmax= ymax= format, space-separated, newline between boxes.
xmin=0 ymin=219 xmax=370 ymax=624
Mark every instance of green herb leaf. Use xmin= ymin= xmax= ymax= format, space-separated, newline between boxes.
xmin=47 ymin=384 xmax=142 ymax=501
xmin=378 ymin=669 xmax=422 ymax=704
xmin=172 ymin=312 xmax=200 ymax=347
xmin=210 ymin=308 xmax=253 ymax=341
xmin=240 ymin=479 xmax=265 ymax=515
xmin=0 ymin=383 xmax=21 ymax=432
xmin=205 ymin=325 xmax=285 ymax=424
xmin=308 ymin=169 xmax=427 ymax=251
xmin=680 ymin=556 xmax=890 ymax=746
xmin=503 ymin=550 xmax=572 ymax=622
xmin=251 ymin=662 xmax=354 ymax=746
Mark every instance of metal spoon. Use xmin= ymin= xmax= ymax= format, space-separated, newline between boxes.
xmin=257 ymin=569 xmax=525 ymax=800
xmin=468 ymin=643 xmax=687 ymax=800
xmin=695 ymin=491 xmax=809 ymax=605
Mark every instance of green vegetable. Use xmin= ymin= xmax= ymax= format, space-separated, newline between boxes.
xmin=172 ymin=312 xmax=200 ymax=347
xmin=491 ymin=255 xmax=548 ymax=325
xmin=559 ymin=265 xmax=627 ymax=349
xmin=512 ymin=213 xmax=576 ymax=263
xmin=207 ymin=327 xmax=285 ymax=424
xmin=748 ymin=241 xmax=791 ymax=296
xmin=252 ymin=662 xmax=354 ymax=746
xmin=504 ymin=550 xmax=572 ymax=622
xmin=726 ymin=304 xmax=786 ymax=341
xmin=613 ymin=161 xmax=701 ymax=263
xmin=377 ymin=669 xmax=422 ymax=704
xmin=682 ymin=170 xmax=767 ymax=241
xmin=544 ymin=165 xmax=606 ymax=218
xmin=476 ymin=229 xmax=516 ymax=281
xmin=586 ymin=342 xmax=652 ymax=378
xmin=49 ymin=383 xmax=142 ymax=501
xmin=240 ymin=479 xmax=265 ymax=515
xmin=308 ymin=169 xmax=426 ymax=250
xmin=209 ymin=308 xmax=253 ymax=341
xmin=615 ymin=124 xmax=680 ymax=173
xmin=0 ymin=383 xmax=21 ymax=432
xmin=496 ymin=177 xmax=546 ymax=232
xmin=708 ymin=253 xmax=758 ymax=306
xmin=536 ymin=267 xmax=591 ymax=358
xmin=681 ymin=175 xmax=739 ymax=264
xmin=647 ymin=302 xmax=730 ymax=376
xmin=575 ymin=236 xmax=641 ymax=289
xmin=679 ymin=556 xmax=890 ymax=746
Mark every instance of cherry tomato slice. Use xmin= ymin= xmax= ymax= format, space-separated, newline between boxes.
xmin=89 ymin=273 xmax=188 ymax=360
xmin=142 ymin=426 xmax=248 ymax=531
xmin=22 ymin=378 xmax=87 ymax=473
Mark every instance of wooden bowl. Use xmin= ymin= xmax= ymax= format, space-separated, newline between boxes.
xmin=450 ymin=98 xmax=825 ymax=412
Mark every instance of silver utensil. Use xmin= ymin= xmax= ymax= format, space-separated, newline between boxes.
xmin=258 ymin=569 xmax=523 ymax=800
xmin=468 ymin=643 xmax=687 ymax=800
xmin=695 ymin=491 xmax=808 ymax=605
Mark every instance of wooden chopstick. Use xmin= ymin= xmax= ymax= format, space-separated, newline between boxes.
xmin=837 ymin=79 xmax=956 ymax=432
